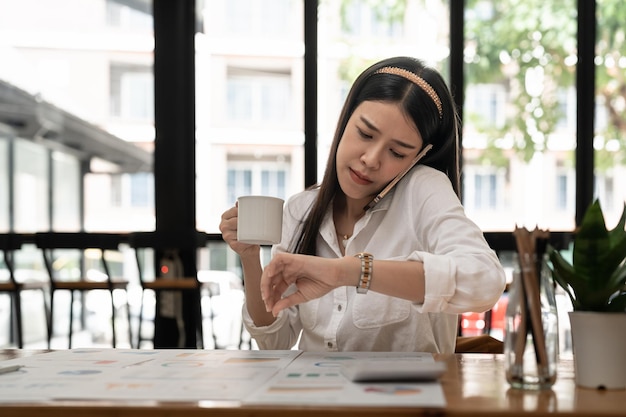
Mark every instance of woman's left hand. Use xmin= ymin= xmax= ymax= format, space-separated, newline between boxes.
xmin=260 ymin=253 xmax=352 ymax=316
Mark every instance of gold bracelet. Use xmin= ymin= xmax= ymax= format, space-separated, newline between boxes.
xmin=354 ymin=252 xmax=373 ymax=294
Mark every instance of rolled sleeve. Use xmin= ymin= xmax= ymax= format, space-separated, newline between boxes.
xmin=408 ymin=250 xmax=505 ymax=314
xmin=414 ymin=251 xmax=455 ymax=312
xmin=402 ymin=169 xmax=506 ymax=314
xmin=242 ymin=304 xmax=300 ymax=350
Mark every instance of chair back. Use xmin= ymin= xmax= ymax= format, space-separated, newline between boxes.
xmin=35 ymin=232 xmax=122 ymax=283
xmin=128 ymin=231 xmax=207 ymax=251
xmin=35 ymin=232 xmax=121 ymax=251
xmin=0 ymin=233 xmax=23 ymax=285
xmin=0 ymin=233 xmax=23 ymax=251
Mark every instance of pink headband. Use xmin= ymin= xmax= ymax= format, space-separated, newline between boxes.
xmin=375 ymin=66 xmax=443 ymax=118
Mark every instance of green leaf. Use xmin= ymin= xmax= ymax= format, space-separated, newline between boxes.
xmin=548 ymin=245 xmax=580 ymax=308
xmin=608 ymin=202 xmax=626 ymax=245
xmin=608 ymin=292 xmax=626 ymax=313
xmin=604 ymin=203 xmax=626 ymax=274
xmin=547 ymin=199 xmax=626 ymax=312
xmin=572 ymin=201 xmax=611 ymax=283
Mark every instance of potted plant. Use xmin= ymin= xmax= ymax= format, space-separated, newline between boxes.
xmin=548 ymin=199 xmax=626 ymax=389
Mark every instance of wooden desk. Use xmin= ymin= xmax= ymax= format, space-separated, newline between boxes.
xmin=1 ymin=350 xmax=625 ymax=417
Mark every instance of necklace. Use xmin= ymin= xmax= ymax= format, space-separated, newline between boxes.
xmin=341 ymin=233 xmax=351 ymax=248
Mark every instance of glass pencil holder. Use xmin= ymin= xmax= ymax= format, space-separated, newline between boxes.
xmin=504 ymin=255 xmax=558 ymax=390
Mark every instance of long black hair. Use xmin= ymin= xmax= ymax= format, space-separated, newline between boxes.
xmin=293 ymin=56 xmax=461 ymax=256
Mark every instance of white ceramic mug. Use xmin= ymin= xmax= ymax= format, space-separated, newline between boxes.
xmin=237 ymin=196 xmax=284 ymax=245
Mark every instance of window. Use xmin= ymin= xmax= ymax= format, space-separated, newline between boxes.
xmin=0 ymin=135 xmax=8 ymax=231
xmin=52 ymin=151 xmax=80 ymax=231
xmin=227 ymin=162 xmax=288 ymax=204
xmin=224 ymin=0 xmax=294 ymax=38
xmin=595 ymin=174 xmax=615 ymax=212
xmin=465 ymin=84 xmax=506 ymax=128
xmin=2 ymin=1 xmax=622 ymax=255
xmin=474 ymin=173 xmax=497 ymax=210
xmin=84 ymin=170 xmax=155 ymax=231
xmin=341 ymin=1 xmax=404 ymax=38
xmin=226 ymin=68 xmax=292 ymax=125
xmin=110 ymin=64 xmax=154 ymax=121
xmin=227 ymin=169 xmax=252 ymax=206
xmin=464 ymin=166 xmax=505 ymax=212
xmin=595 ymin=0 xmax=626 ymax=226
xmin=556 ymin=87 xmax=576 ymax=130
xmin=13 ymin=139 xmax=49 ymax=233
xmin=130 ymin=172 xmax=154 ymax=207
xmin=556 ymin=173 xmax=569 ymax=211
xmin=108 ymin=173 xmax=154 ymax=209
xmin=106 ymin=0 xmax=152 ymax=30
xmin=464 ymin=0 xmax=577 ymax=231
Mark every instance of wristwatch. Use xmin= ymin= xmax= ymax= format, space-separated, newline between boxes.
xmin=354 ymin=252 xmax=373 ymax=294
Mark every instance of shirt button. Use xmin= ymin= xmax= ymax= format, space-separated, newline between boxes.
xmin=337 ymin=304 xmax=342 ymax=311
xmin=327 ymin=342 xmax=333 ymax=348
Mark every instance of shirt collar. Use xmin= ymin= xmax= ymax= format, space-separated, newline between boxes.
xmin=318 ymin=189 xmax=395 ymax=254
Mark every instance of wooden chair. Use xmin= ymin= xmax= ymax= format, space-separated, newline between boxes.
xmin=129 ymin=231 xmax=213 ymax=349
xmin=35 ymin=232 xmax=132 ymax=348
xmin=455 ymin=334 xmax=504 ymax=354
xmin=0 ymin=233 xmax=50 ymax=348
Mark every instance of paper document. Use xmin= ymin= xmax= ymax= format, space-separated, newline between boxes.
xmin=0 ymin=349 xmax=446 ymax=408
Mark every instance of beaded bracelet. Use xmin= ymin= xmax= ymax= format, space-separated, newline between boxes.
xmin=354 ymin=252 xmax=374 ymax=294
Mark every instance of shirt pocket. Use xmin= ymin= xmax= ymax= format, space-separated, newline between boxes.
xmin=299 ymin=298 xmax=320 ymax=329
xmin=352 ymin=292 xmax=411 ymax=329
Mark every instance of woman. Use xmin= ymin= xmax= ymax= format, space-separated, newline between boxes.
xmin=220 ymin=56 xmax=506 ymax=353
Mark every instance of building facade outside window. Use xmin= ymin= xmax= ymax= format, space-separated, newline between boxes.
xmin=1 ymin=0 xmax=625 ymax=348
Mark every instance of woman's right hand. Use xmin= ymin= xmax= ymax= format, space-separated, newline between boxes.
xmin=219 ymin=204 xmax=260 ymax=256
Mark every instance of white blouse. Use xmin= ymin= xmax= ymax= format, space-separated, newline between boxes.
xmin=243 ymin=165 xmax=506 ymax=353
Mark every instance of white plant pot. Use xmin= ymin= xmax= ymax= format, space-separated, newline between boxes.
xmin=568 ymin=311 xmax=626 ymax=390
